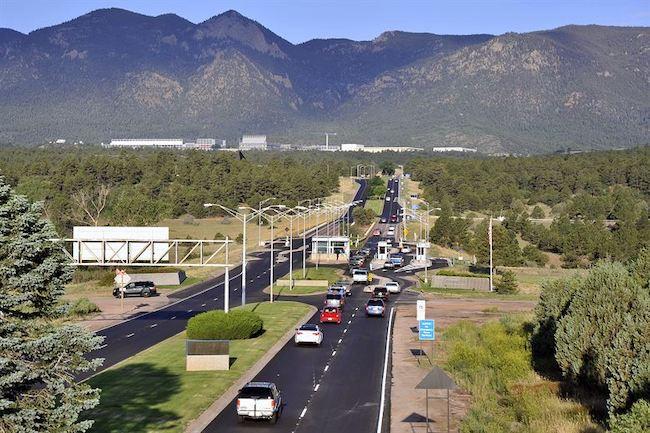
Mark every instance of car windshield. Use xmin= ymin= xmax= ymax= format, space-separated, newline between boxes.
xmin=324 ymin=307 xmax=338 ymax=313
xmin=368 ymin=300 xmax=384 ymax=306
xmin=386 ymin=283 xmax=397 ymax=287
xmin=326 ymin=294 xmax=341 ymax=299
xmin=354 ymin=270 xmax=367 ymax=275
xmin=300 ymin=324 xmax=318 ymax=331
xmin=374 ymin=287 xmax=387 ymax=293
xmin=239 ymin=386 xmax=273 ymax=399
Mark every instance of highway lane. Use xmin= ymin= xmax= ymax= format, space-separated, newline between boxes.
xmin=203 ymin=176 xmax=407 ymax=433
xmin=78 ymin=179 xmax=368 ymax=381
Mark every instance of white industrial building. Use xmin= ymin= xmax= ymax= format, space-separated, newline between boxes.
xmin=431 ymin=146 xmax=477 ymax=153
xmin=239 ymin=135 xmax=268 ymax=151
xmin=107 ymin=138 xmax=222 ymax=150
xmin=339 ymin=143 xmax=423 ymax=153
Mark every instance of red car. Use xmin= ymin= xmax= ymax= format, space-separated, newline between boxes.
xmin=320 ymin=307 xmax=342 ymax=324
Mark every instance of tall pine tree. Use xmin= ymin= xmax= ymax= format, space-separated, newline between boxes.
xmin=0 ymin=179 xmax=103 ymax=432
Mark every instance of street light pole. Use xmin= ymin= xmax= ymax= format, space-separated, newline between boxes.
xmin=258 ymin=197 xmax=275 ymax=247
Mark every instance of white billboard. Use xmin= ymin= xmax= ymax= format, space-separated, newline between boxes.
xmin=72 ymin=226 xmax=170 ymax=263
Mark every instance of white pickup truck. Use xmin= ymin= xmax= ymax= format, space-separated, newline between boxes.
xmin=236 ymin=382 xmax=282 ymax=424
xmin=352 ymin=269 xmax=371 ymax=284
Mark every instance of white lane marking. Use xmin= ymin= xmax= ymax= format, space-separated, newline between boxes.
xmin=348 ymin=320 xmax=352 ymax=324
xmin=314 ymin=384 xmax=320 ymax=392
xmin=331 ymin=350 xmax=337 ymax=356
xmin=324 ymin=365 xmax=329 ymax=372
xmin=338 ymin=338 xmax=342 ymax=344
xmin=213 ymin=298 xmax=218 ymax=301
xmin=187 ymin=309 xmax=192 ymax=313
xmin=299 ymin=407 xmax=308 ymax=418
xmin=201 ymin=303 xmax=206 ymax=307
xmin=256 ymin=275 xmax=261 ymax=279
xmin=125 ymin=333 xmax=134 ymax=338
xmin=355 ymin=307 xmax=359 ymax=311
xmin=170 ymin=316 xmax=176 ymax=320
xmin=376 ymin=307 xmax=395 ymax=433
xmin=352 ymin=313 xmax=356 ymax=318
xmin=250 ymin=279 xmax=255 ymax=282
xmin=98 ymin=344 xmax=108 ymax=349
xmin=150 ymin=324 xmax=157 ymax=328
xmin=343 ymin=329 xmax=347 ymax=333
xmin=234 ymin=288 xmax=239 ymax=291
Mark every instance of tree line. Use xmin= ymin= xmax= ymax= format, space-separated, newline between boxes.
xmin=0 ymin=148 xmax=354 ymax=234
xmin=418 ymin=148 xmax=649 ymax=266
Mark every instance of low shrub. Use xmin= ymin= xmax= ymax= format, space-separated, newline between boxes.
xmin=436 ymin=269 xmax=488 ymax=278
xmin=609 ymin=399 xmax=650 ymax=433
xmin=68 ymin=298 xmax=101 ymax=317
xmin=186 ymin=309 xmax=263 ymax=340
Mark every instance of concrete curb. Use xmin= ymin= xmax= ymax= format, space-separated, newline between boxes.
xmin=185 ymin=304 xmax=318 ymax=433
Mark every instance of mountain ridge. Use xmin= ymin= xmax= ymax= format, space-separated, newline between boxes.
xmin=0 ymin=8 xmax=647 ymax=153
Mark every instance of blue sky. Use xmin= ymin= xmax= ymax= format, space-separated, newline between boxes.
xmin=1 ymin=0 xmax=648 ymax=42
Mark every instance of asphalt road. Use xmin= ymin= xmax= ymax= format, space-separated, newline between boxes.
xmin=78 ymin=178 xmax=369 ymax=382
xmin=203 ymin=176 xmax=410 ymax=433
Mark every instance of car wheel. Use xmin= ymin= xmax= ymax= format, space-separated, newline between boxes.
xmin=270 ymin=412 xmax=278 ymax=424
xmin=142 ymin=288 xmax=151 ymax=297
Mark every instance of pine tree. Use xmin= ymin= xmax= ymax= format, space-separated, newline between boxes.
xmin=495 ymin=269 xmax=519 ymax=294
xmin=0 ymin=179 xmax=103 ymax=432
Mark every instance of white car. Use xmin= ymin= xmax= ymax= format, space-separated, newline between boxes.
xmin=294 ymin=324 xmax=323 ymax=345
xmin=386 ymin=281 xmax=401 ymax=293
xmin=385 ymin=196 xmax=391 ymax=201
xmin=237 ymin=382 xmax=282 ymax=424
xmin=401 ymin=246 xmax=412 ymax=254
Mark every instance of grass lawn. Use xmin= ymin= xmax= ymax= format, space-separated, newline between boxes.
xmin=365 ymin=199 xmax=384 ymax=215
xmin=290 ymin=266 xmax=342 ymax=284
xmin=416 ymin=285 xmax=538 ymax=301
xmin=86 ymin=301 xmax=313 ymax=433
xmin=504 ymin=266 xmax=587 ymax=294
xmin=270 ymin=286 xmax=328 ymax=296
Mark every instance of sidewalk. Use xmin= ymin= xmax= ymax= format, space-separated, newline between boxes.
xmin=390 ymin=292 xmax=535 ymax=432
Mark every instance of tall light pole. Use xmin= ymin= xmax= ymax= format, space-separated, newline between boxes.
xmin=258 ymin=197 xmax=275 ymax=247
xmin=264 ymin=205 xmax=287 ymax=303
xmin=204 ymin=203 xmax=268 ymax=306
xmin=282 ymin=206 xmax=308 ymax=289
xmin=489 ymin=216 xmax=494 ymax=292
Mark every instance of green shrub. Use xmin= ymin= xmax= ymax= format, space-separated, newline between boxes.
xmin=495 ymin=270 xmax=519 ymax=294
xmin=530 ymin=205 xmax=545 ymax=219
xmin=68 ymin=298 xmax=101 ymax=317
xmin=609 ymin=399 xmax=650 ymax=433
xmin=186 ymin=309 xmax=263 ymax=340
xmin=436 ymin=268 xmax=488 ymax=278
xmin=523 ymin=244 xmax=548 ymax=267
xmin=531 ymin=277 xmax=580 ymax=360
xmin=213 ymin=231 xmax=225 ymax=240
xmin=554 ymin=262 xmax=650 ymax=414
xmin=235 ymin=233 xmax=244 ymax=244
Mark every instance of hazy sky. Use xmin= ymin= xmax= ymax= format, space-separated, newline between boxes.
xmin=1 ymin=0 xmax=648 ymax=43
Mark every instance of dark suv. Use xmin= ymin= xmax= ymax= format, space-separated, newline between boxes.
xmin=113 ymin=281 xmax=157 ymax=298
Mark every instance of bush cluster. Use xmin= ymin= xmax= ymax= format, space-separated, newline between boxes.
xmin=67 ymin=298 xmax=101 ymax=317
xmin=532 ymin=250 xmax=650 ymax=418
xmin=186 ymin=309 xmax=263 ymax=340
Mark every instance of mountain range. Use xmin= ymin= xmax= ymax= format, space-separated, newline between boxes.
xmin=0 ymin=8 xmax=648 ymax=153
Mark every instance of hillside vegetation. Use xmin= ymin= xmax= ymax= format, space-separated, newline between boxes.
xmin=0 ymin=8 xmax=648 ymax=152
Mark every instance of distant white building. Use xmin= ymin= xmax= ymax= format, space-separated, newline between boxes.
xmin=239 ymin=135 xmax=268 ymax=151
xmin=109 ymin=139 xmax=184 ymax=148
xmin=340 ymin=143 xmax=422 ymax=153
xmin=431 ymin=146 xmax=477 ymax=153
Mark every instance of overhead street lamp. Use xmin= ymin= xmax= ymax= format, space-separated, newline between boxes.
xmin=263 ymin=205 xmax=288 ymax=303
xmin=204 ymin=203 xmax=270 ymax=307
xmin=258 ymin=197 xmax=276 ymax=247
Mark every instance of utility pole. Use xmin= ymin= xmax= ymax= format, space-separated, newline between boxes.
xmin=489 ymin=216 xmax=494 ymax=292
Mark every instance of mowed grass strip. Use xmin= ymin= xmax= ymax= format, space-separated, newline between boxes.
xmin=290 ymin=266 xmax=342 ymax=284
xmin=86 ymin=301 xmax=313 ymax=433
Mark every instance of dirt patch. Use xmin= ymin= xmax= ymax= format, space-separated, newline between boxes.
xmin=390 ymin=291 xmax=535 ymax=433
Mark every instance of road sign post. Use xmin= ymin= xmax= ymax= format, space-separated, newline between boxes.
xmin=114 ymin=269 xmax=131 ymax=314
xmin=419 ymin=319 xmax=435 ymax=365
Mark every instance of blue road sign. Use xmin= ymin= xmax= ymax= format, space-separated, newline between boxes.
xmin=419 ymin=319 xmax=435 ymax=341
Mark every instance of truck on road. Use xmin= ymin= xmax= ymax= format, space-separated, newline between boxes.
xmin=236 ymin=382 xmax=282 ymax=424
xmin=352 ymin=268 xmax=371 ymax=284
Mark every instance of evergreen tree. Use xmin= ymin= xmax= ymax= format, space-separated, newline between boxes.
xmin=495 ymin=269 xmax=519 ymax=294
xmin=0 ymin=179 xmax=103 ymax=432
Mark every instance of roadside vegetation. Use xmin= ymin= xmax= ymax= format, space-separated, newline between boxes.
xmin=86 ymin=301 xmax=312 ymax=433
xmin=437 ymin=250 xmax=650 ymax=433
xmin=290 ymin=266 xmax=341 ymax=284
xmin=407 ymin=147 xmax=649 ymax=269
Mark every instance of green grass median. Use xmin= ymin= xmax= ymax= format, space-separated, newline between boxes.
xmin=85 ymin=301 xmax=313 ymax=433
